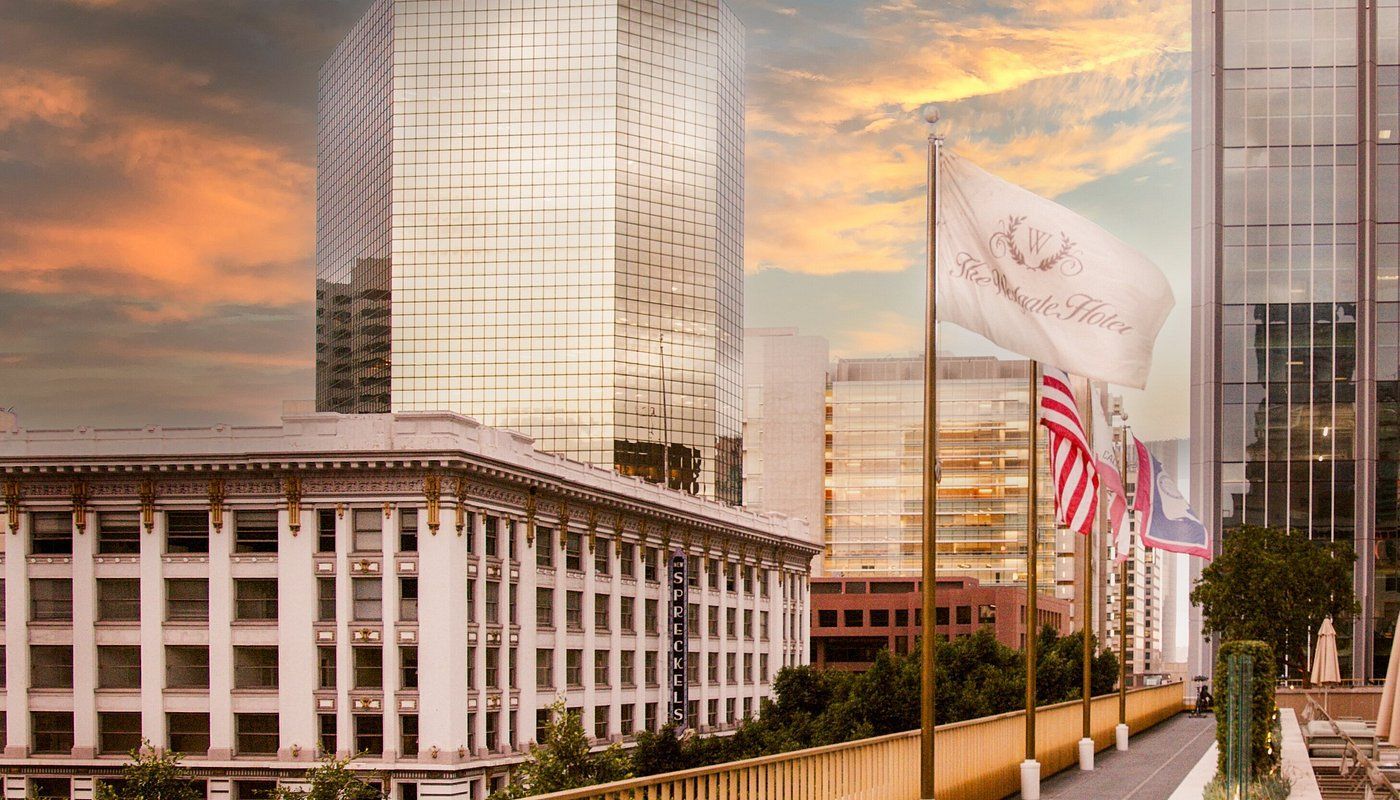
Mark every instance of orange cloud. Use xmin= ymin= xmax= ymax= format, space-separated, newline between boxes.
xmin=0 ymin=69 xmax=313 ymax=319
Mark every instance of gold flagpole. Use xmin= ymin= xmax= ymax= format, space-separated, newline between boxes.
xmin=1081 ymin=383 xmax=1095 ymax=767
xmin=1024 ymin=359 xmax=1041 ymax=791
xmin=920 ymin=107 xmax=943 ymax=800
xmin=1118 ymin=426 xmax=1131 ymax=733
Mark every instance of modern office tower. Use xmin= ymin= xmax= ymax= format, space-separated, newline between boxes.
xmin=1192 ymin=0 xmax=1399 ymax=676
xmin=315 ymin=0 xmax=746 ymax=505
xmin=741 ymin=328 xmax=829 ymax=559
xmin=0 ymin=410 xmax=816 ymax=798
xmin=823 ymin=356 xmax=1074 ymax=603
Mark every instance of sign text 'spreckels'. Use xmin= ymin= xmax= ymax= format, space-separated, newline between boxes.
xmin=668 ymin=550 xmax=688 ymax=730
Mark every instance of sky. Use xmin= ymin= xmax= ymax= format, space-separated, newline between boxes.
xmin=0 ymin=0 xmax=1192 ymax=441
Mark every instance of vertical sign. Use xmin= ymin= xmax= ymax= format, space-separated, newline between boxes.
xmin=669 ymin=549 xmax=688 ymax=729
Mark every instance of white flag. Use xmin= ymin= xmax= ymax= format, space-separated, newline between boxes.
xmin=936 ymin=150 xmax=1174 ymax=389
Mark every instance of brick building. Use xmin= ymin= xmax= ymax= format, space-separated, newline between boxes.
xmin=809 ymin=576 xmax=1072 ymax=671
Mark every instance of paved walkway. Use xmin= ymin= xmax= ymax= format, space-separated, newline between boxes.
xmin=1007 ymin=713 xmax=1218 ymax=800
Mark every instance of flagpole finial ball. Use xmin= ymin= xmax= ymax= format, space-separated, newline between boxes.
xmin=922 ymin=105 xmax=940 ymax=125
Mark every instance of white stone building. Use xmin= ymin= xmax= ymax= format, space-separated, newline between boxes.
xmin=0 ymin=410 xmax=816 ymax=799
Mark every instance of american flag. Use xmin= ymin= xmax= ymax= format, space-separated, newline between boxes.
xmin=1038 ymin=366 xmax=1098 ymax=535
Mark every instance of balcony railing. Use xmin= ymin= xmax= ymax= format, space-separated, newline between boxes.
xmin=523 ymin=682 xmax=1185 ymax=800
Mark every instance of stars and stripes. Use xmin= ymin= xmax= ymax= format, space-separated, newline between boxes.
xmin=1038 ymin=366 xmax=1098 ymax=535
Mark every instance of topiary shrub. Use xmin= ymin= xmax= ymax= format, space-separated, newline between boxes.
xmin=1215 ymin=640 xmax=1279 ymax=781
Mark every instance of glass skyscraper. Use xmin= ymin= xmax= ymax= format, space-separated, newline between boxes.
xmin=1192 ymin=0 xmax=1400 ymax=676
xmin=316 ymin=0 xmax=745 ymax=504
xmin=823 ymin=356 xmax=1067 ymax=598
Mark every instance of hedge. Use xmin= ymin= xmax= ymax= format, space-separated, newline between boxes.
xmin=1215 ymin=640 xmax=1279 ymax=780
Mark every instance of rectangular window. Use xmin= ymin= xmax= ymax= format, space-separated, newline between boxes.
xmin=594 ymin=707 xmax=607 ymax=740
xmin=707 ymin=558 xmax=719 ymax=590
xmin=97 ymin=645 xmax=140 ymax=689
xmin=485 ymin=648 xmax=500 ymax=688
xmin=620 ymin=542 xmax=635 ymax=578
xmin=760 ymin=569 xmax=770 ymax=598
xmin=566 ymin=649 xmax=582 ymax=688
xmin=844 ymin=609 xmax=863 ymax=627
xmin=166 ymin=646 xmax=210 ymax=689
xmin=318 ymin=646 xmax=336 ymax=690
xmin=400 ymin=577 xmax=418 ymax=622
xmin=165 ymin=510 xmax=209 ymax=554
xmin=644 ymin=548 xmax=658 ymax=582
xmin=97 ymin=512 xmax=140 ymax=554
xmin=536 ymin=587 xmax=554 ymax=628
xmin=352 ymin=578 xmax=382 ymax=621
xmin=485 ymin=581 xmax=500 ymax=624
xmin=645 ymin=651 xmax=658 ymax=686
xmin=509 ymin=582 xmax=518 ymax=625
xmin=744 ymin=566 xmax=754 ymax=594
xmin=535 ymin=708 xmax=551 ymax=743
xmin=235 ymin=713 xmax=279 ymax=755
xmin=726 ymin=653 xmax=736 ymax=682
xmin=687 ymin=651 xmax=699 ymax=685
xmin=466 ymin=646 xmax=475 ymax=689
xmin=645 ymin=703 xmax=657 ymax=732
xmin=536 ymin=526 xmax=554 ymax=568
xmin=166 ymin=579 xmax=208 ymax=621
xmin=317 ymin=713 xmax=336 ymax=757
xmin=761 ymin=611 xmax=770 ymax=640
xmin=743 ymin=654 xmax=753 ymax=683
xmin=761 ymin=654 xmax=770 ymax=682
xmin=565 ymin=591 xmax=582 ymax=630
xmin=565 ymin=532 xmax=582 ymax=571
xmin=594 ymin=651 xmax=609 ymax=687
xmin=595 ymin=538 xmax=610 ymax=575
xmin=485 ymin=712 xmax=499 ymax=751
xmin=594 ymin=593 xmax=609 ymax=631
xmin=508 ymin=519 xmax=518 ymax=561
xmin=352 ymin=508 xmax=381 ymax=553
xmin=97 ymin=579 xmax=140 ymax=622
xmin=401 ymin=646 xmax=418 ymax=690
xmin=317 ymin=508 xmax=336 ymax=553
xmin=707 ymin=652 xmax=718 ymax=682
xmin=466 ymin=578 xmax=476 ymax=620
xmin=353 ymin=715 xmax=383 ymax=756
xmin=646 ymin=599 xmax=659 ymax=635
xmin=30 ymin=778 xmax=70 ymax=800
xmin=30 ymin=578 xmax=71 ymax=621
xmin=621 ymin=597 xmax=636 ymax=633
xmin=707 ymin=699 xmax=718 ymax=727
xmin=484 ymin=516 xmax=499 ymax=557
xmin=707 ymin=606 xmax=719 ymax=637
xmin=726 ymin=563 xmax=736 ymax=592
xmin=32 ymin=711 xmax=73 ymax=754
xmin=99 ymin=711 xmax=142 ymax=754
xmin=620 ymin=651 xmax=635 ymax=686
xmin=353 ymin=647 xmax=383 ymax=690
xmin=726 ymin=608 xmax=736 ymax=637
xmin=508 ymin=648 xmax=518 ymax=689
xmin=31 ymin=645 xmax=74 ymax=689
xmin=744 ymin=610 xmax=753 ymax=639
xmin=234 ymin=579 xmax=278 ymax=621
xmin=400 ymin=714 xmax=418 ymax=757
xmin=870 ymin=609 xmax=890 ymax=627
xmin=399 ymin=509 xmax=418 ymax=553
xmin=169 ymin=712 xmax=210 ymax=755
xmin=317 ymin=577 xmax=336 ymax=622
xmin=956 ymin=606 xmax=972 ymax=625
xmin=621 ymin=704 xmax=635 ymax=735
xmin=536 ymin=649 xmax=553 ymax=690
xmin=234 ymin=510 xmax=278 ymax=554
xmin=30 ymin=511 xmax=72 ymax=555
xmin=233 ymin=646 xmax=279 ymax=690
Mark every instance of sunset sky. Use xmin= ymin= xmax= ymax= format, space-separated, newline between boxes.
xmin=0 ymin=0 xmax=1192 ymax=441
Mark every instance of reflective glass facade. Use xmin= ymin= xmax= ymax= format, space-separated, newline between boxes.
xmin=1194 ymin=0 xmax=1400 ymax=675
xmin=823 ymin=356 xmax=1064 ymax=589
xmin=316 ymin=0 xmax=744 ymax=504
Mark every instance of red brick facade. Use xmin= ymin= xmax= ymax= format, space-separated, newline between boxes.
xmin=810 ymin=576 xmax=1073 ymax=670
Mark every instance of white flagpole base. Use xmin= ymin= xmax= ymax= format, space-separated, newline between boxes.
xmin=1078 ymin=737 xmax=1095 ymax=770
xmin=1116 ymin=723 xmax=1130 ymax=751
xmin=1020 ymin=759 xmax=1041 ymax=799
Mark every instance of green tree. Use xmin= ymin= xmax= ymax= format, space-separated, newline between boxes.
xmin=1191 ymin=525 xmax=1357 ymax=679
xmin=271 ymin=757 xmax=385 ymax=800
xmin=94 ymin=743 xmax=202 ymax=800
xmin=491 ymin=700 xmax=631 ymax=799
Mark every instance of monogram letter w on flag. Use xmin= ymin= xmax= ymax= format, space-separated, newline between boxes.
xmin=936 ymin=150 xmax=1174 ymax=389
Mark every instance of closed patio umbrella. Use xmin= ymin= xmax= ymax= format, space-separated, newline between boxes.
xmin=1380 ymin=612 xmax=1400 ymax=742
xmin=1311 ymin=617 xmax=1341 ymax=686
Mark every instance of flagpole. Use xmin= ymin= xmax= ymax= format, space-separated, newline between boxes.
xmin=1117 ymin=425 xmax=1132 ymax=751
xmin=920 ymin=107 xmax=943 ymax=800
xmin=1079 ymin=383 xmax=1096 ymax=771
xmin=1022 ymin=359 xmax=1042 ymax=799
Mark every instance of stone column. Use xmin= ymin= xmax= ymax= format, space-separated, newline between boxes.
xmin=71 ymin=509 xmax=96 ymax=757
xmin=207 ymin=510 xmax=234 ymax=758
xmin=5 ymin=514 xmax=29 ymax=756
xmin=140 ymin=510 xmax=168 ymax=750
xmin=278 ymin=505 xmax=315 ymax=760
